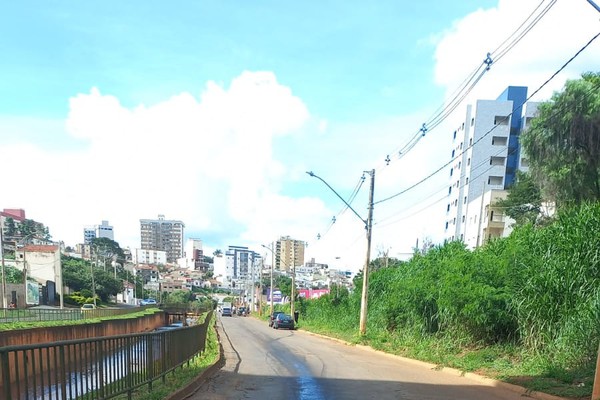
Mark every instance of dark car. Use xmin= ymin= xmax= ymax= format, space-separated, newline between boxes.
xmin=238 ymin=306 xmax=246 ymax=316
xmin=269 ymin=311 xmax=284 ymax=327
xmin=273 ymin=313 xmax=295 ymax=330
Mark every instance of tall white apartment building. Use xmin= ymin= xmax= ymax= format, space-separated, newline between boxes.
xmin=445 ymin=86 xmax=538 ymax=248
xmin=224 ymin=246 xmax=261 ymax=288
xmin=140 ymin=215 xmax=184 ymax=263
xmin=83 ymin=220 xmax=114 ymax=244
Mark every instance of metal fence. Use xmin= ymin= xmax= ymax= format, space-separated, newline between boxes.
xmin=0 ymin=307 xmax=152 ymax=325
xmin=0 ymin=311 xmax=213 ymax=400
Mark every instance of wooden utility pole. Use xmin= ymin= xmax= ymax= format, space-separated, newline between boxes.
xmin=0 ymin=227 xmax=6 ymax=309
xmin=593 ymin=341 xmax=600 ymax=400
xmin=359 ymin=169 xmax=375 ymax=336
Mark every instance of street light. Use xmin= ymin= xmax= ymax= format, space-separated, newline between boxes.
xmin=261 ymin=244 xmax=275 ymax=316
xmin=0 ymin=228 xmax=7 ymax=309
xmin=307 ymin=170 xmax=375 ymax=336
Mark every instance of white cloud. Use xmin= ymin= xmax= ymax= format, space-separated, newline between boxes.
xmin=433 ymin=0 xmax=599 ymax=103
xmin=2 ymin=71 xmax=318 ymax=251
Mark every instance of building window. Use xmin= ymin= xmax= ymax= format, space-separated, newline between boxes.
xmin=490 ymin=156 xmax=505 ymax=166
xmin=453 ymin=131 xmax=457 ymax=139
xmin=466 ymin=177 xmax=469 ymax=184
xmin=462 ymin=215 xmax=465 ymax=223
xmin=445 ymin=221 xmax=449 ymax=229
xmin=471 ymin=117 xmax=474 ymax=126
xmin=450 ymin=168 xmax=453 ymax=176
xmin=469 ymin=138 xmax=473 ymax=146
xmin=494 ymin=115 xmax=509 ymax=125
xmin=447 ymin=204 xmax=450 ymax=212
xmin=488 ymin=176 xmax=503 ymax=185
xmin=464 ymin=196 xmax=467 ymax=204
xmin=492 ymin=136 xmax=508 ymax=146
xmin=448 ymin=186 xmax=452 ymax=195
xmin=467 ymin=157 xmax=471 ymax=166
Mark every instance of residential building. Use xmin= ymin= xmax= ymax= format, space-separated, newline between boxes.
xmin=135 ymin=264 xmax=160 ymax=284
xmin=140 ymin=215 xmax=184 ymax=263
xmin=83 ymin=220 xmax=114 ymax=245
xmin=275 ymin=236 xmax=305 ymax=272
xmin=97 ymin=220 xmax=114 ymax=240
xmin=83 ymin=227 xmax=96 ymax=245
xmin=15 ymin=245 xmax=63 ymax=305
xmin=178 ymin=238 xmax=210 ymax=271
xmin=224 ymin=246 xmax=261 ymax=288
xmin=445 ymin=86 xmax=539 ymax=247
xmin=133 ymin=248 xmax=167 ymax=265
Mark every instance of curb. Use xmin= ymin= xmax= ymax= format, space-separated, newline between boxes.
xmin=299 ymin=329 xmax=569 ymax=400
xmin=166 ymin=321 xmax=225 ymax=400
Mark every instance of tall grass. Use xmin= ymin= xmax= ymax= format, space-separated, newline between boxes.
xmin=299 ymin=202 xmax=600 ymax=396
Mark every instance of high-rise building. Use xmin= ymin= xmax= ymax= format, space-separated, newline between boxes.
xmin=97 ymin=220 xmax=114 ymax=240
xmin=140 ymin=215 xmax=184 ymax=263
xmin=445 ymin=86 xmax=538 ymax=248
xmin=83 ymin=220 xmax=114 ymax=244
xmin=275 ymin=236 xmax=305 ymax=272
xmin=224 ymin=246 xmax=261 ymax=288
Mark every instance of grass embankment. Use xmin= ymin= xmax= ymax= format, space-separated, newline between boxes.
xmin=0 ymin=307 xmax=161 ymax=331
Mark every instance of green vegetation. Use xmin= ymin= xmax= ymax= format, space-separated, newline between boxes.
xmin=297 ymin=202 xmax=600 ymax=399
xmin=0 ymin=307 xmax=160 ymax=331
xmin=521 ymin=71 xmax=600 ymax=207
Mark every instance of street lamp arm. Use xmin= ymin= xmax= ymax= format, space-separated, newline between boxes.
xmin=306 ymin=171 xmax=366 ymax=227
xmin=586 ymin=0 xmax=600 ymax=12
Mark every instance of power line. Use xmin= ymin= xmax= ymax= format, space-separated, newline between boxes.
xmin=374 ymin=30 xmax=600 ymax=206
xmin=376 ymin=0 xmax=559 ymax=171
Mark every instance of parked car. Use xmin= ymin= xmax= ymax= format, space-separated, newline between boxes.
xmin=221 ymin=306 xmax=233 ymax=317
xmin=273 ymin=313 xmax=295 ymax=330
xmin=81 ymin=303 xmax=96 ymax=311
xmin=237 ymin=306 xmax=246 ymax=316
xmin=140 ymin=299 xmax=157 ymax=306
xmin=269 ymin=311 xmax=284 ymax=327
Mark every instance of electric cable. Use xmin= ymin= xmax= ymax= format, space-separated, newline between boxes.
xmin=374 ymin=30 xmax=600 ymax=206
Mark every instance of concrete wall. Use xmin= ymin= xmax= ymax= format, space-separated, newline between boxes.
xmin=0 ymin=312 xmax=166 ymax=347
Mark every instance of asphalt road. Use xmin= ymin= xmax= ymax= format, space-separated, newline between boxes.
xmin=187 ymin=315 xmax=553 ymax=400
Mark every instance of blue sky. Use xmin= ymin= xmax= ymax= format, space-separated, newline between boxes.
xmin=1 ymin=1 xmax=598 ymax=270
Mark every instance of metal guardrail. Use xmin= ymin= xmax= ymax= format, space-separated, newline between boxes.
xmin=0 ymin=307 xmax=149 ymax=325
xmin=0 ymin=311 xmax=213 ymax=399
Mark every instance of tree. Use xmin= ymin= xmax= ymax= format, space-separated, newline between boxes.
xmin=213 ymin=249 xmax=223 ymax=257
xmin=521 ymin=72 xmax=600 ymax=207
xmin=91 ymin=237 xmax=125 ymax=267
xmin=494 ymin=171 xmax=542 ymax=226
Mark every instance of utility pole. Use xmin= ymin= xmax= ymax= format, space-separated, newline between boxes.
xmin=359 ymin=169 xmax=375 ymax=336
xmin=307 ymin=169 xmax=375 ymax=336
xmin=270 ymin=243 xmax=274 ymax=315
xmin=92 ymin=250 xmax=98 ymax=307
xmin=291 ymin=262 xmax=296 ymax=320
xmin=0 ymin=227 xmax=7 ymax=309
